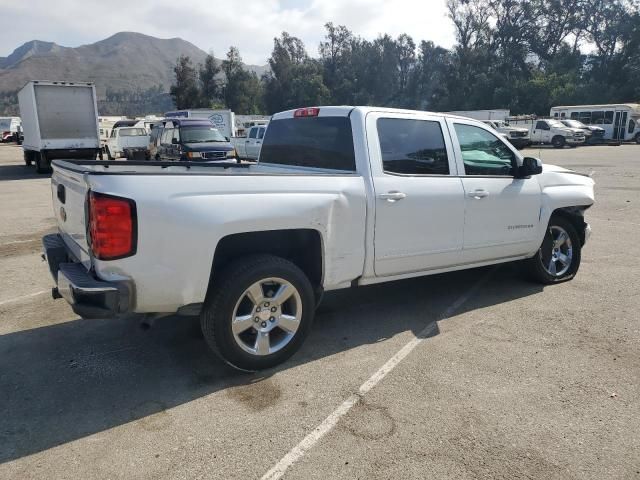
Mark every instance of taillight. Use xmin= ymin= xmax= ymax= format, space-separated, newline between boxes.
xmin=88 ymin=191 xmax=137 ymax=260
xmin=294 ymin=107 xmax=320 ymax=118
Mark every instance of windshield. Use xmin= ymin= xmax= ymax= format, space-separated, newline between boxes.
xmin=548 ymin=120 xmax=565 ymax=128
xmin=119 ymin=128 xmax=147 ymax=136
xmin=0 ymin=119 xmax=11 ymax=130
xmin=562 ymin=120 xmax=585 ymax=128
xmin=180 ymin=126 xmax=227 ymax=143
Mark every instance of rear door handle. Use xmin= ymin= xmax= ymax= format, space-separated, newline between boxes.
xmin=468 ymin=189 xmax=489 ymax=199
xmin=378 ymin=191 xmax=407 ymax=202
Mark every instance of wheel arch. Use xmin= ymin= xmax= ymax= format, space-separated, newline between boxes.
xmin=550 ymin=206 xmax=590 ymax=246
xmin=208 ymin=228 xmax=324 ymax=300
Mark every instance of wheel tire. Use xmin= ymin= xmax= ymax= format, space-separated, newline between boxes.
xmin=200 ymin=254 xmax=315 ymax=371
xmin=524 ymin=215 xmax=581 ymax=284
xmin=35 ymin=152 xmax=52 ymax=174
xmin=24 ymin=151 xmax=32 ymax=166
xmin=552 ymin=136 xmax=566 ymax=149
xmin=106 ymin=147 xmax=114 ymax=160
xmin=635 ymin=133 xmax=640 ymax=145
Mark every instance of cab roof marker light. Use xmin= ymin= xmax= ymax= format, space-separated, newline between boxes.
xmin=294 ymin=107 xmax=320 ymax=118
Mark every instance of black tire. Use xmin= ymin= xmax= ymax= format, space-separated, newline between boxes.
xmin=106 ymin=147 xmax=114 ymax=160
xmin=524 ymin=215 xmax=581 ymax=284
xmin=635 ymin=133 xmax=640 ymax=145
xmin=552 ymin=136 xmax=566 ymax=149
xmin=24 ymin=151 xmax=32 ymax=166
xmin=35 ymin=151 xmax=52 ymax=174
xmin=200 ymin=254 xmax=315 ymax=371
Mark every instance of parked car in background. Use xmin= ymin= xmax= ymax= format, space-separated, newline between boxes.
xmin=155 ymin=118 xmax=236 ymax=162
xmin=482 ymin=120 xmax=530 ymax=149
xmin=0 ymin=116 xmax=22 ymax=142
xmin=551 ymin=104 xmax=640 ymax=143
xmin=508 ymin=117 xmax=585 ymax=148
xmin=105 ymin=127 xmax=150 ymax=159
xmin=559 ymin=119 xmax=605 ymax=144
xmin=18 ymin=81 xmax=102 ymax=173
xmin=232 ymin=124 xmax=267 ymax=160
xmin=43 ymin=106 xmax=595 ymax=371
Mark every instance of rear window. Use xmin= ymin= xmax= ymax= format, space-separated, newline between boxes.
xmin=120 ymin=128 xmax=147 ymax=136
xmin=260 ymin=117 xmax=356 ymax=171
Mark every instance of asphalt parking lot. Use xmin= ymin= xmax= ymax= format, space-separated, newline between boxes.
xmin=1 ymin=143 xmax=639 ymax=479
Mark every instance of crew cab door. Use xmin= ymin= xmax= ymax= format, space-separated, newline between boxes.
xmin=447 ymin=119 xmax=541 ymax=263
xmin=367 ymin=112 xmax=465 ymax=276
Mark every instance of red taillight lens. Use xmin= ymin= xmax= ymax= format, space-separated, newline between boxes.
xmin=88 ymin=192 xmax=136 ymax=260
xmin=293 ymin=107 xmax=320 ymax=118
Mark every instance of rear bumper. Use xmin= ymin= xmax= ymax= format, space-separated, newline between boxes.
xmin=42 ymin=234 xmax=132 ymax=319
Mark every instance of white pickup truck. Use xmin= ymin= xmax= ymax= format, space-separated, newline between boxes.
xmin=43 ymin=106 xmax=595 ymax=371
xmin=509 ymin=118 xmax=586 ymax=148
xmin=231 ymin=124 xmax=267 ymax=160
xmin=105 ymin=127 xmax=150 ymax=159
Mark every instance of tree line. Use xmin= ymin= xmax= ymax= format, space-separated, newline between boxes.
xmin=173 ymin=0 xmax=640 ymax=116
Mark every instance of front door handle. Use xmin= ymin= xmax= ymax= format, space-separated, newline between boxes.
xmin=468 ymin=189 xmax=489 ymax=199
xmin=378 ymin=191 xmax=407 ymax=202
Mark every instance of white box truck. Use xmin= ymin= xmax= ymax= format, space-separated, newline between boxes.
xmin=18 ymin=81 xmax=102 ymax=173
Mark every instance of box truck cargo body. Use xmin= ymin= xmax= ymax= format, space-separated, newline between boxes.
xmin=18 ymin=81 xmax=101 ymax=173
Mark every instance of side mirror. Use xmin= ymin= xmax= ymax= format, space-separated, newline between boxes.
xmin=518 ymin=157 xmax=543 ymax=177
xmin=171 ymin=138 xmax=179 ymax=145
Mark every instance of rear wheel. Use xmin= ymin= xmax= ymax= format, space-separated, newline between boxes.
xmin=524 ymin=216 xmax=581 ymax=284
xmin=35 ymin=151 xmax=52 ymax=174
xmin=200 ymin=254 xmax=315 ymax=371
xmin=24 ymin=151 xmax=32 ymax=166
xmin=552 ymin=136 xmax=566 ymax=149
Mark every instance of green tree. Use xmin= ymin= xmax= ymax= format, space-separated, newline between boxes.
xmin=170 ymin=55 xmax=200 ymax=109
xmin=222 ymin=46 xmax=264 ymax=113
xmin=199 ymin=53 xmax=222 ymax=107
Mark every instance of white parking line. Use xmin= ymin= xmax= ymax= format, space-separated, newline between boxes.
xmin=0 ymin=290 xmax=49 ymax=307
xmin=260 ymin=268 xmax=495 ymax=480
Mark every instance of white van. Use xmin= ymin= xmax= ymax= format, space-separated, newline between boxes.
xmin=550 ymin=104 xmax=640 ymax=143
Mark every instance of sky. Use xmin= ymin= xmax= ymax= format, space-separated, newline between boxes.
xmin=0 ymin=0 xmax=456 ymax=65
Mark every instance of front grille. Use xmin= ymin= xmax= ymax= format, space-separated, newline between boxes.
xmin=510 ymin=131 xmax=528 ymax=138
xmin=201 ymin=151 xmax=226 ymax=160
xmin=592 ymin=130 xmax=604 ymax=137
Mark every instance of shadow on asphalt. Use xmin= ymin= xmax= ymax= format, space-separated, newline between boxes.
xmin=0 ymin=163 xmax=49 ymax=181
xmin=0 ymin=264 xmax=542 ymax=463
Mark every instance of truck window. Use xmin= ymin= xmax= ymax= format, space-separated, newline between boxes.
xmin=377 ymin=118 xmax=449 ymax=175
xmin=161 ymin=128 xmax=173 ymax=145
xmin=454 ymin=124 xmax=516 ymax=176
xmin=119 ymin=128 xmax=147 ymax=136
xmin=257 ymin=128 xmax=265 ymax=140
xmin=260 ymin=117 xmax=356 ymax=171
xmin=249 ymin=127 xmax=258 ymax=139
xmin=535 ymin=121 xmax=549 ymax=130
xmin=110 ymin=129 xmax=117 ymax=138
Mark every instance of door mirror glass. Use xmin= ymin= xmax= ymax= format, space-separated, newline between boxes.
xmin=518 ymin=157 xmax=543 ymax=177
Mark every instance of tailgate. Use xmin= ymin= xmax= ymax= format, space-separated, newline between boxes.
xmin=51 ymin=164 xmax=92 ymax=267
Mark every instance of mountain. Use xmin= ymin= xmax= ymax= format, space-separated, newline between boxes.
xmin=0 ymin=32 xmax=267 ymax=115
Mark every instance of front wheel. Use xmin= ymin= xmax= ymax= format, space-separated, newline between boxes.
xmin=524 ymin=216 xmax=581 ymax=284
xmin=552 ymin=136 xmax=566 ymax=149
xmin=200 ymin=255 xmax=315 ymax=371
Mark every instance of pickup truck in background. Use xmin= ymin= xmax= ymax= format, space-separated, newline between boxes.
xmin=232 ymin=124 xmax=267 ymax=160
xmin=43 ymin=106 xmax=595 ymax=371
xmin=508 ymin=117 xmax=586 ymax=148
xmin=482 ymin=120 xmax=530 ymax=149
xmin=559 ymin=119 xmax=606 ymax=144
xmin=105 ymin=127 xmax=150 ymax=159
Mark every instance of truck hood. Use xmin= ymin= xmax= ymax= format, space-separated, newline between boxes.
xmin=539 ymin=163 xmax=595 ymax=203
xmin=503 ymin=126 xmax=529 ymax=133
